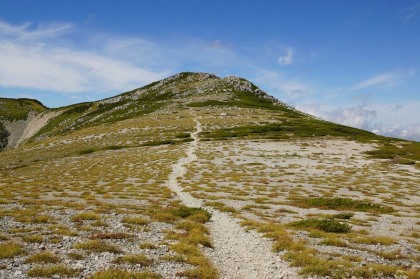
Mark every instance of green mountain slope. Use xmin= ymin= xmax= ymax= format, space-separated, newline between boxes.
xmin=0 ymin=72 xmax=419 ymax=163
xmin=0 ymin=73 xmax=370 ymax=143
xmin=0 ymin=98 xmax=47 ymax=121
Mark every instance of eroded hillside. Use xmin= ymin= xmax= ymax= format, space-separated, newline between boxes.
xmin=0 ymin=73 xmax=419 ymax=279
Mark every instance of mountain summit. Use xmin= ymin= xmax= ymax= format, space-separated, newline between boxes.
xmin=1 ymin=72 xmax=373 ymax=150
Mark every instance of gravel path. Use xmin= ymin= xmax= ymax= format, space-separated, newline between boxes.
xmin=166 ymin=118 xmax=300 ymax=279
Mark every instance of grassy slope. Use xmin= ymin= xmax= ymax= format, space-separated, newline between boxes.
xmin=0 ymin=98 xmax=47 ymax=121
xmin=0 ymin=73 xmax=419 ymax=164
xmin=188 ymin=84 xmax=420 ymax=164
xmin=30 ymin=73 xmax=208 ymax=141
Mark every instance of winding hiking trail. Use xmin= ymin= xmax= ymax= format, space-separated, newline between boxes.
xmin=166 ymin=117 xmax=299 ymax=279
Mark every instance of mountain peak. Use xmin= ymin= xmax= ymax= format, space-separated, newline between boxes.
xmin=0 ymin=72 xmax=385 ymax=150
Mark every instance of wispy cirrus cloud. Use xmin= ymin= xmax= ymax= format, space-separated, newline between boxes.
xmin=402 ymin=1 xmax=420 ymax=22
xmin=254 ymin=70 xmax=311 ymax=100
xmin=0 ymin=20 xmax=170 ymax=93
xmin=0 ymin=42 xmax=169 ymax=93
xmin=347 ymin=70 xmax=416 ymax=92
xmin=278 ymin=47 xmax=293 ymax=65
xmin=0 ymin=21 xmax=73 ymax=40
xmin=0 ymin=20 xmax=247 ymax=96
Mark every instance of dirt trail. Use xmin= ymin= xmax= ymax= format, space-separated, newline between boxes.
xmin=166 ymin=118 xmax=299 ymax=279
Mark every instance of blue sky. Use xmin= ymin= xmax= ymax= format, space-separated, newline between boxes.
xmin=0 ymin=0 xmax=419 ymax=140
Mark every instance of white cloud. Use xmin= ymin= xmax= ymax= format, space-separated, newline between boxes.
xmin=105 ymin=38 xmax=155 ymax=53
xmin=254 ymin=70 xmax=311 ymax=100
xmin=397 ymin=126 xmax=420 ymax=141
xmin=278 ymin=48 xmax=293 ymax=65
xmin=0 ymin=21 xmax=73 ymax=40
xmin=297 ymin=103 xmax=376 ymax=130
xmin=0 ymin=21 xmax=169 ymax=93
xmin=296 ymin=101 xmax=420 ymax=142
xmin=0 ymin=41 xmax=168 ymax=93
xmin=373 ymin=125 xmax=420 ymax=142
xmin=327 ymin=106 xmax=377 ymax=130
xmin=347 ymin=70 xmax=415 ymax=92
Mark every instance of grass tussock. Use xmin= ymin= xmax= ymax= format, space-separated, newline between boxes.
xmin=285 ymin=248 xmax=352 ymax=278
xmin=72 ymin=240 xmax=122 ymax=253
xmin=170 ymin=241 xmax=219 ymax=278
xmin=333 ymin=212 xmax=354 ymax=219
xmin=289 ymin=218 xmax=351 ymax=233
xmin=48 ymin=224 xmax=78 ymax=236
xmin=294 ymin=197 xmax=394 ymax=214
xmin=347 ymin=235 xmax=396 ymax=245
xmin=171 ymin=206 xmax=212 ymax=223
xmin=71 ymin=212 xmax=100 ymax=222
xmin=139 ymin=242 xmax=158 ymax=249
xmin=67 ymin=252 xmax=84 ymax=260
xmin=89 ymin=232 xmax=134 ymax=239
xmin=153 ymin=206 xmax=211 ymax=224
xmin=168 ymin=221 xmax=212 ymax=248
xmin=320 ymin=236 xmax=348 ymax=247
xmin=12 ymin=209 xmax=54 ymax=224
xmin=352 ymin=263 xmax=419 ymax=279
xmin=27 ymin=264 xmax=79 ymax=277
xmin=177 ymin=266 xmax=219 ymax=279
xmin=241 ymin=220 xmax=305 ymax=252
xmin=0 ymin=242 xmax=24 ymax=259
xmin=87 ymin=269 xmax=162 ymax=279
xmin=121 ymin=216 xmax=150 ymax=226
xmin=0 ymin=233 xmax=9 ymax=240
xmin=25 ymin=251 xmax=61 ymax=263
xmin=22 ymin=235 xmax=44 ymax=243
xmin=114 ymin=254 xmax=153 ymax=266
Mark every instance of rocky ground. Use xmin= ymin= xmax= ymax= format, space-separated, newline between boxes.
xmin=0 ymin=109 xmax=419 ymax=279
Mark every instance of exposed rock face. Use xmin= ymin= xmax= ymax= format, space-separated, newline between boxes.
xmin=2 ymin=111 xmax=59 ymax=149
xmin=0 ymin=123 xmax=9 ymax=150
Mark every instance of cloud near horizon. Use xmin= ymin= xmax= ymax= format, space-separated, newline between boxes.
xmin=296 ymin=102 xmax=420 ymax=142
